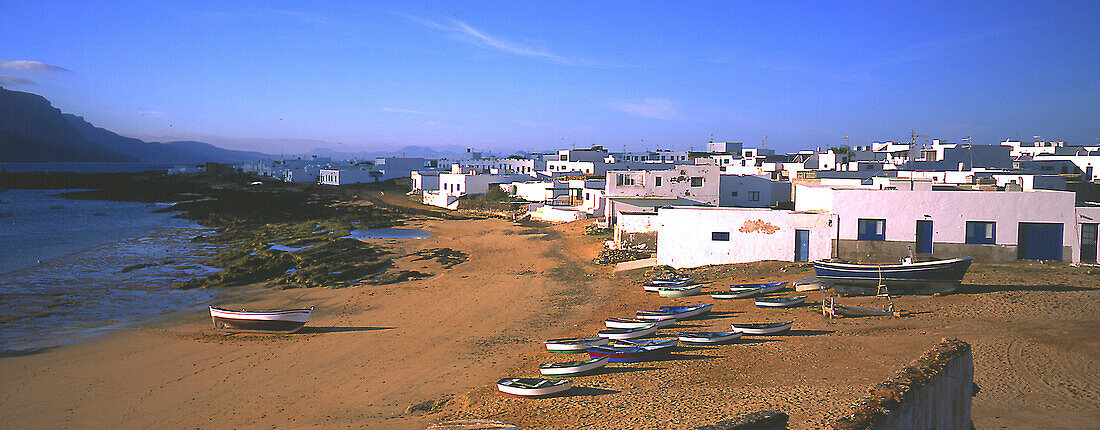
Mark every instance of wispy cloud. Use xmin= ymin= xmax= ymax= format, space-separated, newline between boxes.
xmin=607 ymin=98 xmax=690 ymax=121
xmin=0 ymin=60 xmax=70 ymax=72
xmin=383 ymin=107 xmax=436 ymax=115
xmin=405 ymin=15 xmax=584 ymax=66
xmin=0 ymin=74 xmax=36 ymax=85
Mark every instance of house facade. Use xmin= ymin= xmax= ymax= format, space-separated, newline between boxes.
xmin=794 ymin=184 xmax=1084 ymax=263
xmin=655 ymin=207 xmax=837 ymax=268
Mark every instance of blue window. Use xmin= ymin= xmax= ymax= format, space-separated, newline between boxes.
xmin=857 ymin=219 xmax=886 ymax=241
xmin=712 ymin=232 xmax=730 ymax=241
xmin=965 ymin=221 xmax=996 ymax=245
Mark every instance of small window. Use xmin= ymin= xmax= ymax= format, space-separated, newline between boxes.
xmin=965 ymin=221 xmax=996 ymax=245
xmin=655 ymin=177 xmax=662 ymax=187
xmin=749 ymin=191 xmax=760 ymax=201
xmin=857 ymin=219 xmax=886 ymax=241
xmin=691 ymin=177 xmax=704 ymax=187
xmin=731 ymin=191 xmax=738 ymax=197
xmin=712 ymin=232 xmax=730 ymax=241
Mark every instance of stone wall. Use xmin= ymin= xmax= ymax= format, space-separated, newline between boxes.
xmin=833 ymin=339 xmax=977 ymax=430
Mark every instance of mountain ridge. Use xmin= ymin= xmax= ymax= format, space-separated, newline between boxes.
xmin=0 ymin=87 xmax=269 ymax=163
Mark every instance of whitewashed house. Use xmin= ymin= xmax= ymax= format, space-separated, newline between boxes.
xmin=794 ymin=183 xmax=1089 ymax=263
xmin=655 ymin=207 xmax=837 ymax=268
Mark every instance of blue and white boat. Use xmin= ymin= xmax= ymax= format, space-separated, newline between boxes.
xmin=657 ymin=303 xmax=713 ymax=319
xmin=718 ymin=281 xmax=786 ymax=299
xmin=754 ymin=295 xmax=808 ymax=308
xmin=813 ymin=257 xmax=973 ymax=295
xmin=643 ymin=276 xmax=694 ymax=291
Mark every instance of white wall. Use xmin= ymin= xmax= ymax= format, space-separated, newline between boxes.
xmin=656 ymin=207 xmax=836 ymax=268
xmin=605 ymin=165 xmax=720 ymax=206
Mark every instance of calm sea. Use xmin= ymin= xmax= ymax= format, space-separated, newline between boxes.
xmin=0 ymin=189 xmax=222 ymax=356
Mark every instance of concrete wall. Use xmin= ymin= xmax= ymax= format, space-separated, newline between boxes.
xmin=423 ymin=192 xmax=459 ymax=210
xmin=528 ymin=204 xmax=587 ymax=223
xmin=796 ymin=185 xmax=1082 ymax=262
xmin=656 ymin=207 xmax=836 ymax=268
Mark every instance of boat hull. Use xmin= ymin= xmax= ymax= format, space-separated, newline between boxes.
xmin=209 ymin=307 xmax=312 ymax=333
xmin=587 ymin=344 xmax=674 ymax=363
xmin=597 ymin=325 xmax=657 ymax=340
xmin=678 ymin=331 xmax=742 ymax=344
xmin=606 ymin=318 xmax=673 ymax=329
xmin=496 ymin=378 xmax=573 ymax=398
xmin=658 ymin=303 xmax=713 ymax=319
xmin=755 ymin=296 xmax=808 ymax=308
xmin=732 ymin=322 xmax=793 ymax=335
xmin=544 ymin=337 xmax=609 ymax=353
xmin=538 ymin=357 xmax=609 ymax=377
xmin=813 ymin=257 xmax=972 ymax=295
xmin=657 ymin=285 xmax=702 ymax=297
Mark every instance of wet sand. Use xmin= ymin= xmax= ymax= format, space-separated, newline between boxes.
xmin=1 ymin=213 xmax=1098 ymax=429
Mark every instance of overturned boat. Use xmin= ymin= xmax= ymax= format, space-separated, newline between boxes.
xmin=606 ymin=317 xmax=674 ymax=329
xmin=813 ymin=257 xmax=973 ymax=295
xmin=209 ymin=306 xmax=313 ymax=333
xmin=587 ymin=339 xmax=676 ymax=363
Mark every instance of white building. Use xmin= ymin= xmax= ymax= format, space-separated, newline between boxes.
xmin=437 ymin=171 xmax=533 ymax=197
xmin=318 ymin=166 xmax=375 ymax=185
xmin=411 ymin=170 xmax=442 ymax=192
xmin=655 ymin=207 xmax=837 ymax=268
xmin=794 ymin=184 xmax=1089 ymax=263
xmin=605 ymin=164 xmax=720 ymax=222
xmin=718 ymin=174 xmax=792 ymax=208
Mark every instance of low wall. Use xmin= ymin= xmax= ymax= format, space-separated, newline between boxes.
xmin=423 ymin=192 xmax=459 ymax=210
xmin=833 ymin=339 xmax=977 ymax=430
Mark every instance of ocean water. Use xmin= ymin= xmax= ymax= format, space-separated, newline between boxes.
xmin=0 ymin=189 xmax=222 ymax=356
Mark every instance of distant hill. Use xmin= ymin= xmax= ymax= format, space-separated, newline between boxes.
xmin=0 ymin=87 xmax=269 ymax=163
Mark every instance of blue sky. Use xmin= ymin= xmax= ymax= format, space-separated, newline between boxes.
xmin=1 ymin=1 xmax=1097 ymax=154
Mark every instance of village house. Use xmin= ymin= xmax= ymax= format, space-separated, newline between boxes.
xmin=794 ymin=181 xmax=1098 ymax=264
xmin=655 ymin=207 xmax=837 ymax=267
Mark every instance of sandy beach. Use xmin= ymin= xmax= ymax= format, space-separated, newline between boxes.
xmin=2 ymin=203 xmax=1099 ymax=429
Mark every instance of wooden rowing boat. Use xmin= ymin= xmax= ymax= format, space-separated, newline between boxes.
xmin=754 ymin=296 xmax=808 ymax=308
xmin=678 ymin=331 xmax=742 ymax=344
xmin=538 ymin=357 xmax=609 ymax=377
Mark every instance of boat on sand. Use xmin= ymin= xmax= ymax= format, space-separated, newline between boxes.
xmin=539 ymin=357 xmax=609 ymax=377
xmin=678 ymin=331 xmax=742 ymax=344
xmin=544 ymin=337 xmax=610 ymax=353
xmin=754 ymin=296 xmax=808 ymax=308
xmin=209 ymin=306 xmax=313 ymax=333
xmin=732 ymin=321 xmax=793 ymax=335
xmin=813 ymin=257 xmax=973 ymax=295
xmin=496 ymin=378 xmax=572 ymax=398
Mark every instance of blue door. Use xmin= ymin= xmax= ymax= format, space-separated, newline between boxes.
xmin=1018 ymin=222 xmax=1063 ymax=261
xmin=915 ymin=220 xmax=933 ymax=254
xmin=795 ymin=229 xmax=810 ymax=262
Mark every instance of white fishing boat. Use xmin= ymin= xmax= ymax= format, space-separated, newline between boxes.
xmin=731 ymin=321 xmax=793 ymax=335
xmin=597 ymin=324 xmax=658 ymax=340
xmin=496 ymin=378 xmax=573 ymax=398
xmin=209 ymin=306 xmax=313 ymax=333
xmin=605 ymin=317 xmax=674 ymax=329
xmin=678 ymin=330 xmax=742 ymax=344
xmin=538 ymin=357 xmax=609 ymax=377
xmin=544 ymin=336 xmax=610 ymax=353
